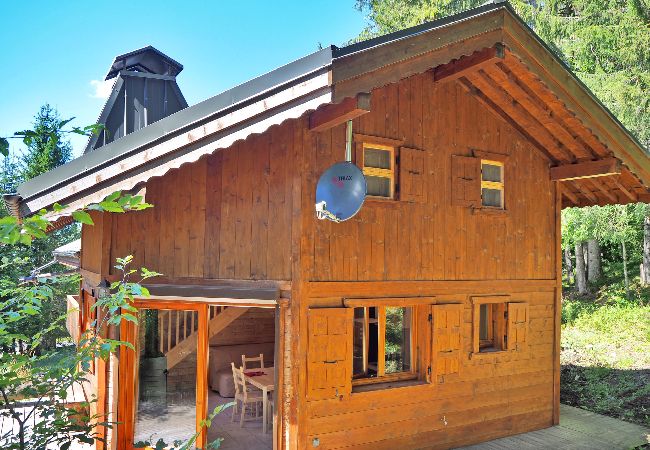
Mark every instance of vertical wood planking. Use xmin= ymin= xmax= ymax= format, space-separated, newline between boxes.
xmin=235 ymin=137 xmax=254 ymax=278
xmin=188 ymin=158 xmax=207 ymax=278
xmin=219 ymin=141 xmax=238 ymax=278
xmin=204 ymin=152 xmax=223 ymax=278
xmin=251 ymin=132 xmax=270 ymax=279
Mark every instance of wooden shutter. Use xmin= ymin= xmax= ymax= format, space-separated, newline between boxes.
xmin=451 ymin=155 xmax=480 ymax=207
xmin=307 ymin=308 xmax=353 ymax=400
xmin=430 ymin=303 xmax=463 ymax=383
xmin=507 ymin=302 xmax=529 ymax=351
xmin=399 ymin=147 xmax=427 ymax=203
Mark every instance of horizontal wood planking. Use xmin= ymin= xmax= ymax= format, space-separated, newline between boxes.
xmin=302 ymin=289 xmax=555 ymax=449
xmin=310 ymin=74 xmax=556 ymax=282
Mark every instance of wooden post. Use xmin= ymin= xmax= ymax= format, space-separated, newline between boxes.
xmin=553 ymin=183 xmax=562 ymax=425
xmin=196 ymin=303 xmax=209 ymax=449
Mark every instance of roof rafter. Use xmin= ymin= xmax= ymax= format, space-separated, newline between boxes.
xmin=457 ymin=76 xmax=556 ymax=163
xmin=483 ymin=62 xmax=596 ymax=160
xmin=465 ymin=69 xmax=576 ymax=162
xmin=432 ymin=44 xmax=505 ymax=83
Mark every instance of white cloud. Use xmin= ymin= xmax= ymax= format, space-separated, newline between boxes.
xmin=89 ymin=79 xmax=114 ymax=99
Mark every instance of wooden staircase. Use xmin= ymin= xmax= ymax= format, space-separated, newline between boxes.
xmin=158 ymin=306 xmax=250 ymax=370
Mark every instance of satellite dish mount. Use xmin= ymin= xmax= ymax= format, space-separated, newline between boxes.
xmin=314 ymin=120 xmax=367 ymax=223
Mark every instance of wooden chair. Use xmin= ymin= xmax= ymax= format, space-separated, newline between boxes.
xmin=241 ymin=353 xmax=264 ymax=371
xmin=231 ymin=362 xmax=264 ymax=427
xmin=266 ymin=396 xmax=274 ymax=433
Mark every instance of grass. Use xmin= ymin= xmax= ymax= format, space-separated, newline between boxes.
xmin=561 ymin=271 xmax=650 ymax=427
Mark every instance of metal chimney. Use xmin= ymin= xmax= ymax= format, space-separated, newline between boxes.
xmin=84 ymin=46 xmax=188 ymax=153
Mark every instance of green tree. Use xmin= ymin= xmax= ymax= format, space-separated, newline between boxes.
xmin=0 ymin=105 xmax=86 ymax=351
xmin=20 ymin=104 xmax=73 ymax=180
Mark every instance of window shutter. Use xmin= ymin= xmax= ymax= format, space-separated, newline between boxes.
xmin=451 ymin=155 xmax=480 ymax=207
xmin=307 ymin=308 xmax=353 ymax=400
xmin=430 ymin=303 xmax=463 ymax=383
xmin=507 ymin=302 xmax=529 ymax=351
xmin=399 ymin=147 xmax=427 ymax=203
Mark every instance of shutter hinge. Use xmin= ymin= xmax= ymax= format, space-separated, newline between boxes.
xmin=427 ymin=366 xmax=432 ymax=376
xmin=428 ymin=313 xmax=432 ymax=322
xmin=504 ymin=335 xmax=508 ymax=346
xmin=504 ymin=310 xmax=508 ymax=319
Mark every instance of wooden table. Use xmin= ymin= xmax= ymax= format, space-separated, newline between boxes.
xmin=243 ymin=367 xmax=274 ymax=434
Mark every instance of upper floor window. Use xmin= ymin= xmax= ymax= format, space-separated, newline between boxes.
xmin=361 ymin=143 xmax=396 ymax=199
xmin=481 ymin=159 xmax=504 ymax=208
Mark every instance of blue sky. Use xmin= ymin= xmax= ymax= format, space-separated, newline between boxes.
xmin=0 ymin=1 xmax=366 ymax=157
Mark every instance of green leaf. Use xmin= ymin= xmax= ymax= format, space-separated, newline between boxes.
xmin=104 ymin=191 xmax=121 ymax=202
xmin=98 ymin=201 xmax=124 ymax=213
xmin=122 ymin=313 xmax=138 ymax=323
xmin=72 ymin=210 xmax=94 ymax=225
xmin=0 ymin=137 xmax=8 ymax=157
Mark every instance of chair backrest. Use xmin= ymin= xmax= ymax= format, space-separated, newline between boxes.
xmin=242 ymin=353 xmax=264 ymax=370
xmin=231 ymin=362 xmax=244 ymax=396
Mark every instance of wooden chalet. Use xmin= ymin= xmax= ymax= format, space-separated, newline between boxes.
xmin=6 ymin=3 xmax=650 ymax=449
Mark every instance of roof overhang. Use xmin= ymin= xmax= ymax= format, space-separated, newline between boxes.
xmin=6 ymin=2 xmax=649 ymax=218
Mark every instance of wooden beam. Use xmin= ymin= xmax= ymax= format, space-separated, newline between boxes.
xmin=550 ymin=158 xmax=621 ymax=181
xmin=586 ymin=178 xmax=617 ymax=203
xmin=612 ymin=177 xmax=638 ymax=202
xmin=502 ymin=55 xmax=610 ymax=159
xmin=458 ymin=77 xmax=556 ymax=163
xmin=467 ymin=69 xmax=576 ymax=162
xmin=484 ymin=63 xmax=595 ymax=160
xmin=570 ymin=179 xmax=598 ymax=204
xmin=433 ymin=44 xmax=504 ymax=82
xmin=309 ymin=93 xmax=371 ymax=132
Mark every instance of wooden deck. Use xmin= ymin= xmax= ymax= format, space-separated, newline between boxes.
xmin=458 ymin=404 xmax=650 ymax=450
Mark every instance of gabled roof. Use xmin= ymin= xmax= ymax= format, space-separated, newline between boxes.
xmin=6 ymin=1 xmax=650 ymax=220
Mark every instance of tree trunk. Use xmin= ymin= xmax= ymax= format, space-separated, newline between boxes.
xmin=587 ymin=239 xmax=602 ymax=282
xmin=575 ymin=242 xmax=588 ymax=294
xmin=582 ymin=241 xmax=589 ymax=280
xmin=564 ymin=246 xmax=574 ymax=284
xmin=642 ymin=216 xmax=650 ymax=285
xmin=622 ymin=240 xmax=631 ymax=300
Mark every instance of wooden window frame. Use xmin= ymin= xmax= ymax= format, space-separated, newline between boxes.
xmin=350 ymin=304 xmax=418 ymax=387
xmin=471 ymin=296 xmax=509 ymax=356
xmin=361 ymin=143 xmax=396 ymax=200
xmin=480 ymin=159 xmax=504 ymax=209
xmin=354 ymin=134 xmax=403 ymax=201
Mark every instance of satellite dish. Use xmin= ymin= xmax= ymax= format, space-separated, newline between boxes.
xmin=315 ymin=161 xmax=367 ymax=222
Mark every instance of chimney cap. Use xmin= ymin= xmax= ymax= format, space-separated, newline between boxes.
xmin=105 ymin=45 xmax=183 ymax=80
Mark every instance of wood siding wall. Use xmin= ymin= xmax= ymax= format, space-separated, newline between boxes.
xmin=310 ymin=76 xmax=555 ymax=282
xmin=296 ymin=74 xmax=558 ymax=449
xmin=80 ymin=71 xmax=559 ymax=450
xmin=97 ymin=126 xmax=297 ymax=281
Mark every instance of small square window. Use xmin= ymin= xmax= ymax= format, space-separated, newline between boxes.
xmin=481 ymin=160 xmax=504 ymax=209
xmin=474 ymin=299 xmax=507 ymax=353
xmin=361 ymin=143 xmax=395 ymax=199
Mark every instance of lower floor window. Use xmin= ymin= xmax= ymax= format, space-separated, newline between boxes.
xmin=352 ymin=306 xmax=414 ymax=383
xmin=475 ymin=299 xmax=507 ymax=353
